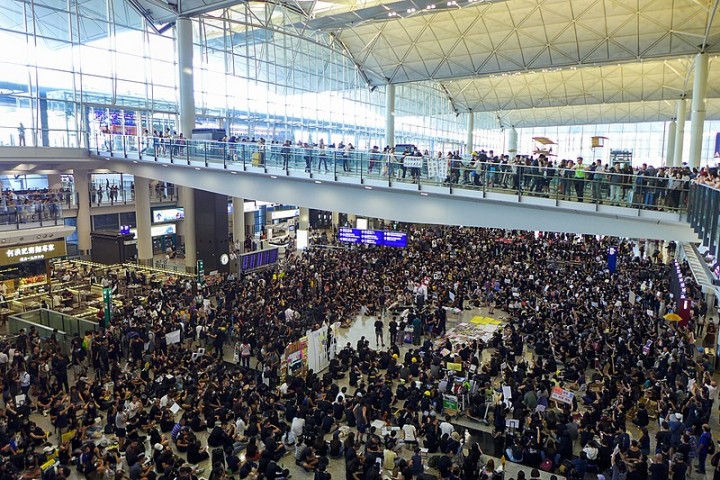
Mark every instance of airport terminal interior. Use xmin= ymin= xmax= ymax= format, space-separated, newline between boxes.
xmin=2 ymin=0 xmax=720 ymax=480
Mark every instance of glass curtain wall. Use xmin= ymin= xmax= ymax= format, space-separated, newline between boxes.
xmin=513 ymin=121 xmax=720 ymax=167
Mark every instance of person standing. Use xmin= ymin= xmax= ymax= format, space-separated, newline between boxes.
xmin=388 ymin=316 xmax=398 ymax=345
xmin=697 ymin=424 xmax=713 ymax=474
xmin=239 ymin=339 xmax=252 ymax=368
xmin=412 ymin=314 xmax=422 ymax=346
xmin=574 ymin=156 xmax=587 ymax=202
xmin=18 ymin=123 xmax=26 ymax=146
xmin=374 ymin=318 xmax=384 ymax=347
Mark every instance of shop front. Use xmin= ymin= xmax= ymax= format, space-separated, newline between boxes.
xmin=0 ymin=239 xmax=68 ymax=297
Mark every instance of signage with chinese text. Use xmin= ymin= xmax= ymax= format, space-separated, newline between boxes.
xmin=0 ymin=239 xmax=67 ymax=266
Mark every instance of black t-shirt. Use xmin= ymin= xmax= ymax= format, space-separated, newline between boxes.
xmin=437 ymin=455 xmax=453 ymax=477
xmin=374 ymin=320 xmax=383 ymax=332
xmin=649 ymin=462 xmax=669 ymax=480
xmin=671 ymin=462 xmax=688 ymax=480
xmin=321 ymin=415 xmax=334 ymax=433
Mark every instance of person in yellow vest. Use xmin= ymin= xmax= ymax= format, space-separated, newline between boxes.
xmin=574 ymin=156 xmax=588 ymax=202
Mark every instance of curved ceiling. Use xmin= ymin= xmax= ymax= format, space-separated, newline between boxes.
xmin=320 ymin=0 xmax=719 ymax=84
xmin=299 ymin=0 xmax=720 ymax=124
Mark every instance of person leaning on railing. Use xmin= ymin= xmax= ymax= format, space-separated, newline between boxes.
xmin=694 ymin=169 xmax=720 ymax=188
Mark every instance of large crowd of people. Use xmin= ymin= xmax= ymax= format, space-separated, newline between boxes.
xmin=0 ymin=227 xmax=716 ymax=480
xmin=100 ymin=132 xmax=720 ymax=210
xmin=0 ymin=188 xmax=67 ymax=225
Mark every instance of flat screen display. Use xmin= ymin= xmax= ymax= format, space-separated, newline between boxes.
xmin=153 ymin=207 xmax=185 ymax=223
xmin=338 ymin=228 xmax=407 ymax=247
xmin=240 ymin=248 xmax=279 ymax=272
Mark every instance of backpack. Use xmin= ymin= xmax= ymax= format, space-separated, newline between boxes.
xmin=711 ymin=451 xmax=720 ymax=467
xmin=709 ymin=439 xmax=716 ymax=455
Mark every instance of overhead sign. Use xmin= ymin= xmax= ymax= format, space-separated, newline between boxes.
xmin=338 ymin=228 xmax=407 ymax=247
xmin=239 ymin=248 xmax=280 ymax=272
xmin=271 ymin=208 xmax=300 ymax=220
xmin=130 ymin=224 xmax=176 ymax=239
xmin=0 ymin=239 xmax=67 ymax=266
xmin=152 ymin=207 xmax=184 ymax=223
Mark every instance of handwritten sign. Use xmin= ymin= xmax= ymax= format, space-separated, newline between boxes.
xmin=550 ymin=386 xmax=574 ymax=405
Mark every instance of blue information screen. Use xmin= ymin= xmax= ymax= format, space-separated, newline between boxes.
xmin=338 ymin=228 xmax=406 ymax=247
xmin=240 ymin=248 xmax=279 ymax=272
xmin=382 ymin=231 xmax=408 ymax=247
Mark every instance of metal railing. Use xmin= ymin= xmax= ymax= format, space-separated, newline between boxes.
xmin=687 ymin=182 xmax=720 ymax=260
xmin=89 ymin=133 xmax=691 ymax=213
xmin=0 ymin=201 xmax=64 ymax=229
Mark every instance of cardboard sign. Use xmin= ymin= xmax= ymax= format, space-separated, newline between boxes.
xmin=165 ymin=330 xmax=181 ymax=345
xmin=550 ymin=386 xmax=574 ymax=405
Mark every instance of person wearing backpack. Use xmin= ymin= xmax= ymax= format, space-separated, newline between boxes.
xmin=698 ymin=424 xmax=714 ymax=474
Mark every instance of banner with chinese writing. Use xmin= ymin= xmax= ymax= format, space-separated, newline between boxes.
xmin=0 ymin=239 xmax=67 ymax=266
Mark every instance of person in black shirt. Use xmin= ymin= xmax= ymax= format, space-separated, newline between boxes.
xmin=670 ymin=452 xmax=688 ymax=480
xmin=649 ymin=453 xmax=669 ymax=480
xmin=437 ymin=450 xmax=454 ymax=479
xmin=374 ymin=319 xmax=384 ymax=347
xmin=388 ymin=317 xmax=398 ymax=345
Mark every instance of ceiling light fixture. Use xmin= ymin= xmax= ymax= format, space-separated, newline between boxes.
xmin=365 ymin=186 xmax=372 ymax=190
xmin=315 ymin=180 xmax=322 ymax=184
xmin=420 ymin=192 xmax=429 ymax=196
xmin=194 ymin=167 xmax=200 ymax=170
xmin=271 ymin=175 xmax=278 ymax=179
xmin=407 ymin=8 xmax=416 ymax=13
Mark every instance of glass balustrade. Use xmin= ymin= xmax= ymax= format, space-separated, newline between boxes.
xmin=87 ymin=132 xmax=689 ymax=214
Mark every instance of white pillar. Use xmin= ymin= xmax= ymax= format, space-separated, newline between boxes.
xmin=47 ymin=174 xmax=62 ymax=191
xmin=466 ymin=111 xmax=474 ymax=154
xmin=385 ymin=84 xmax=395 ymax=149
xmin=507 ymin=127 xmax=518 ymax=154
xmin=299 ymin=207 xmax=310 ymax=230
xmin=331 ymin=211 xmax=339 ymax=229
xmin=232 ymin=197 xmax=245 ymax=253
xmin=180 ymin=186 xmax=197 ymax=271
xmin=674 ymin=98 xmax=687 ymax=167
xmin=688 ymin=52 xmax=709 ymax=169
xmin=665 ymin=119 xmax=676 ymax=168
xmin=134 ymin=177 xmax=153 ymax=265
xmin=176 ymin=18 xmax=196 ymax=139
xmin=74 ymin=170 xmax=91 ymax=256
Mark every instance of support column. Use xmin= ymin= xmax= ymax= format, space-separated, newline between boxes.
xmin=180 ymin=186 xmax=197 ymax=272
xmin=674 ymin=98 xmax=687 ymax=167
xmin=39 ymin=92 xmax=49 ymax=147
xmin=689 ymin=52 xmax=709 ymax=169
xmin=134 ymin=177 xmax=153 ymax=265
xmin=466 ymin=111 xmax=474 ymax=154
xmin=507 ymin=126 xmax=518 ymax=155
xmin=176 ymin=17 xmax=196 ymax=139
xmin=665 ymin=119 xmax=676 ymax=168
xmin=74 ymin=170 xmax=91 ymax=256
xmin=232 ymin=197 xmax=245 ymax=253
xmin=298 ymin=207 xmax=310 ymax=231
xmin=331 ymin=211 xmax=339 ymax=230
xmin=47 ymin=174 xmax=62 ymax=191
xmin=385 ymin=84 xmax=395 ymax=149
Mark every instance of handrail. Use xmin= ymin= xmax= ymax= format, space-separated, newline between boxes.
xmin=88 ymin=133 xmax=691 ymax=214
